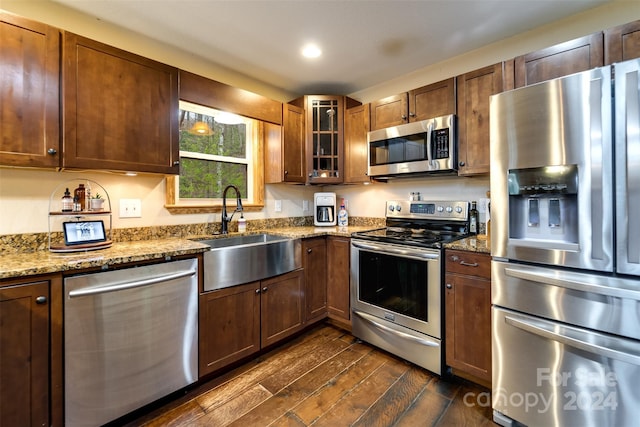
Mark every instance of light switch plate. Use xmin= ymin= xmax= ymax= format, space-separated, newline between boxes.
xmin=120 ymin=199 xmax=142 ymax=218
xmin=274 ymin=200 xmax=282 ymax=212
xmin=302 ymin=200 xmax=309 ymax=211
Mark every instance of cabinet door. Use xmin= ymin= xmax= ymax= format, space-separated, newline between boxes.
xmin=370 ymin=93 xmax=408 ymax=130
xmin=282 ymin=103 xmax=306 ymax=183
xmin=305 ymin=96 xmax=344 ymax=184
xmin=0 ymin=280 xmax=50 ymax=427
xmin=302 ymin=237 xmax=327 ymax=323
xmin=326 ymin=236 xmax=350 ymax=324
xmin=456 ymin=62 xmax=507 ymax=176
xmin=344 ymin=104 xmax=370 ymax=184
xmin=0 ymin=13 xmax=60 ymax=168
xmin=62 ymin=33 xmax=179 ymax=174
xmin=261 ymin=269 xmax=305 ymax=347
xmin=605 ymin=20 xmax=640 ymax=64
xmin=445 ymin=272 xmax=491 ymax=383
xmin=198 ymin=282 xmax=261 ymax=376
xmin=515 ymin=32 xmax=604 ymax=88
xmin=409 ymin=78 xmax=456 ymax=122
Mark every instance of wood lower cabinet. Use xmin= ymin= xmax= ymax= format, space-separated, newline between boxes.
xmin=369 ymin=78 xmax=456 ymax=131
xmin=344 ymin=104 xmax=370 ymax=184
xmin=445 ymin=250 xmax=491 ymax=386
xmin=605 ymin=19 xmax=640 ymax=64
xmin=198 ymin=281 xmax=261 ymax=375
xmin=515 ymin=32 xmax=604 ymax=88
xmin=62 ymin=32 xmax=179 ymax=174
xmin=302 ymin=237 xmax=327 ymax=323
xmin=199 ymin=269 xmax=305 ymax=376
xmin=0 ymin=13 xmax=60 ymax=168
xmin=0 ymin=275 xmax=62 ymax=427
xmin=326 ymin=236 xmax=351 ymax=327
xmin=261 ymin=269 xmax=305 ymax=347
xmin=456 ymin=62 xmax=512 ymax=176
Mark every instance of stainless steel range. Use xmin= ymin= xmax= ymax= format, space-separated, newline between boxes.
xmin=351 ymin=200 xmax=469 ymax=374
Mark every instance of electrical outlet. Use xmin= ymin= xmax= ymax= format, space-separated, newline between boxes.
xmin=302 ymin=200 xmax=309 ymax=211
xmin=478 ymin=198 xmax=489 ymax=214
xmin=274 ymin=200 xmax=282 ymax=212
xmin=119 ymin=199 xmax=142 ymax=218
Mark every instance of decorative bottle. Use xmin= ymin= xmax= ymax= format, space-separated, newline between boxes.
xmin=469 ymin=201 xmax=478 ymax=235
xmin=74 ymin=184 xmax=86 ymax=212
xmin=337 ymin=199 xmax=348 ymax=227
xmin=61 ymin=188 xmax=73 ymax=212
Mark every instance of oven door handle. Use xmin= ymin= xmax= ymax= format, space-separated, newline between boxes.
xmin=353 ymin=309 xmax=440 ymax=348
xmin=351 ymin=241 xmax=439 ymax=260
xmin=505 ymin=314 xmax=640 ymax=366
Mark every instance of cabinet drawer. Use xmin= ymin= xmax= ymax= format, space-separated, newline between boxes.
xmin=445 ymin=250 xmax=490 ymax=279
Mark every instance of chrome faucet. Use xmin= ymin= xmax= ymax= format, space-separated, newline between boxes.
xmin=221 ymin=185 xmax=243 ymax=234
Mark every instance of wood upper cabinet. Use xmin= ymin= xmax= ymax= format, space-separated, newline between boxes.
xmin=285 ymin=95 xmax=361 ymax=184
xmin=0 ymin=13 xmax=60 ymax=168
xmin=302 ymin=237 xmax=327 ymax=323
xmin=445 ymin=250 xmax=491 ymax=386
xmin=369 ymin=78 xmax=456 ymax=131
xmin=0 ymin=277 xmax=57 ymax=427
xmin=605 ymin=20 xmax=640 ymax=64
xmin=62 ymin=32 xmax=179 ymax=174
xmin=281 ymin=103 xmax=306 ymax=183
xmin=198 ymin=281 xmax=261 ymax=376
xmin=326 ymin=236 xmax=351 ymax=326
xmin=261 ymin=269 xmax=305 ymax=347
xmin=456 ymin=61 xmax=512 ymax=176
xmin=344 ymin=104 xmax=370 ymax=184
xmin=515 ymin=32 xmax=604 ymax=88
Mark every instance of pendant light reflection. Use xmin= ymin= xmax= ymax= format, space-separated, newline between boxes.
xmin=188 ymin=121 xmax=213 ymax=136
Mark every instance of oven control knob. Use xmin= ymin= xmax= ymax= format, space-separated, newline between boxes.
xmin=446 ymin=206 xmax=453 ymax=213
xmin=455 ymin=206 xmax=463 ymax=213
xmin=395 ymin=205 xmax=402 ymax=212
xmin=388 ymin=205 xmax=394 ymax=212
xmin=437 ymin=205 xmax=444 ymax=212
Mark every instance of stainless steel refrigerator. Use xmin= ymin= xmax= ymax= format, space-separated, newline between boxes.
xmin=490 ymin=59 xmax=640 ymax=427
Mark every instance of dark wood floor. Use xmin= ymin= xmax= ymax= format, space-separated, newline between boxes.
xmin=123 ymin=324 xmax=496 ymax=427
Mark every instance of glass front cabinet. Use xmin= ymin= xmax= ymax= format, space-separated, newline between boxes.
xmin=289 ymin=95 xmax=361 ymax=184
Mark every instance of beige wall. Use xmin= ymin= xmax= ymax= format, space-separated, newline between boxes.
xmin=1 ymin=0 xmax=638 ymax=235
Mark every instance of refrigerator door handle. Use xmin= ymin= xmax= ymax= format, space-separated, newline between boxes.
xmin=504 ymin=266 xmax=640 ymax=301
xmin=505 ymin=314 xmax=640 ymax=366
xmin=624 ymin=67 xmax=640 ymax=265
xmin=590 ymin=76 xmax=605 ymax=260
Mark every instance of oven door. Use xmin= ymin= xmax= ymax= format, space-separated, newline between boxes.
xmin=350 ymin=239 xmax=442 ymax=338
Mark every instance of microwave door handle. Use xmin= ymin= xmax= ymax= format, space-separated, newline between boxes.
xmin=426 ymin=122 xmax=433 ymax=166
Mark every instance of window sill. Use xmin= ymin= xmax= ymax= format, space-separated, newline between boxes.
xmin=165 ymin=203 xmax=264 ymax=215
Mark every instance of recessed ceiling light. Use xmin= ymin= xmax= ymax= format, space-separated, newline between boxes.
xmin=302 ymin=43 xmax=322 ymax=59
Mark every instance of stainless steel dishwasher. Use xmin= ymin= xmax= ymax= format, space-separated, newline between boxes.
xmin=64 ymin=258 xmax=198 ymax=426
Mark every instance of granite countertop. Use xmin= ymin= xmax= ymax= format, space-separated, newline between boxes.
xmin=444 ymin=236 xmax=491 ymax=254
xmin=0 ymin=225 xmax=377 ymax=280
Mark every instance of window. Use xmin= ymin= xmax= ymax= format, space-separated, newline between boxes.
xmin=166 ymin=101 xmax=264 ymax=213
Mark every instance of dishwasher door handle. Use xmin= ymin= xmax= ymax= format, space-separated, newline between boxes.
xmin=68 ymin=268 xmax=197 ymax=298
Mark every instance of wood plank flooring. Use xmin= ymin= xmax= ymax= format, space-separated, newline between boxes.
xmin=121 ymin=324 xmax=496 ymax=427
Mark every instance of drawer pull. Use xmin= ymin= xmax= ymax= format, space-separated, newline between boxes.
xmin=459 ymin=261 xmax=479 ymax=267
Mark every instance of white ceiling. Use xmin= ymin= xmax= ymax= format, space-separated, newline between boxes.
xmin=53 ymin=0 xmax=611 ymax=96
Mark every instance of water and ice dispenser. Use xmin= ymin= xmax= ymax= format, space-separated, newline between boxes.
xmin=508 ymin=165 xmax=578 ymax=248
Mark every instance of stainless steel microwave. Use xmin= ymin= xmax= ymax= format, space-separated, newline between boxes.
xmin=367 ymin=114 xmax=456 ymax=178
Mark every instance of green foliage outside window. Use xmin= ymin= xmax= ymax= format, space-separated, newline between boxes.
xmin=178 ymin=108 xmax=250 ymax=199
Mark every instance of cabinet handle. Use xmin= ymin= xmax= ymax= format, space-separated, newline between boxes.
xmin=47 ymin=148 xmax=57 ymax=155
xmin=460 ymin=261 xmax=479 ymax=267
xmin=459 ymin=161 xmax=466 ymax=167
xmin=36 ymin=296 xmax=47 ymax=304
xmin=284 ymin=170 xmax=288 ymax=175
xmin=446 ymin=283 xmax=453 ymax=289
xmin=307 ymin=248 xmax=312 ymax=253
xmin=173 ymin=160 xmax=180 ymax=166
xmin=409 ymin=112 xmax=416 ymax=117
xmin=262 ymin=287 xmax=268 ymax=292
xmin=401 ymin=114 xmax=407 ymax=121
xmin=255 ymin=289 xmax=261 ymax=294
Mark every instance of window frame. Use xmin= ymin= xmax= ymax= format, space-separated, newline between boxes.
xmin=165 ymin=101 xmax=265 ymax=214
